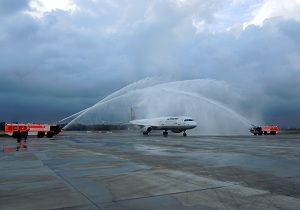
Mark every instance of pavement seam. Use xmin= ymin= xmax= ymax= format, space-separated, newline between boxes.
xmin=111 ymin=183 xmax=240 ymax=203
xmin=41 ymin=161 xmax=103 ymax=210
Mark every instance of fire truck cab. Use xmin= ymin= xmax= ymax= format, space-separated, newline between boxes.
xmin=1 ymin=123 xmax=29 ymax=138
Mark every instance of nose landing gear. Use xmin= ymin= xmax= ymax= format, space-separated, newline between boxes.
xmin=183 ymin=129 xmax=187 ymax=137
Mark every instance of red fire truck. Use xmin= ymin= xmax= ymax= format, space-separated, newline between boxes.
xmin=250 ymin=125 xmax=280 ymax=135
xmin=0 ymin=122 xmax=61 ymax=138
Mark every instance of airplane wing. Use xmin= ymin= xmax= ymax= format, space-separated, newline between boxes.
xmin=129 ymin=119 xmax=160 ymax=129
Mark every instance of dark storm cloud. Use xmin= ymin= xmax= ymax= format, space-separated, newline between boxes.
xmin=0 ymin=0 xmax=299 ymax=127
xmin=180 ymin=19 xmax=300 ymax=127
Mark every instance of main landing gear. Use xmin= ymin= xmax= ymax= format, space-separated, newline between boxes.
xmin=163 ymin=130 xmax=168 ymax=137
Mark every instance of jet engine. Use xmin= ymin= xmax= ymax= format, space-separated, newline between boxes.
xmin=142 ymin=126 xmax=152 ymax=134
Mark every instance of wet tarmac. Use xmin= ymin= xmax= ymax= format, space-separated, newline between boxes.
xmin=1 ymin=131 xmax=300 ymax=210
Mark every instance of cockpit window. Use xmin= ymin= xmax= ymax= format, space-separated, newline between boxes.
xmin=184 ymin=119 xmax=193 ymax=121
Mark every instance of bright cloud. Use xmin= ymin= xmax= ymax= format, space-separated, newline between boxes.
xmin=27 ymin=0 xmax=78 ymax=18
xmin=244 ymin=0 xmax=300 ymax=28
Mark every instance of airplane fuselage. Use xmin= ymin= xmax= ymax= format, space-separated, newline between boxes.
xmin=130 ymin=116 xmax=197 ymax=136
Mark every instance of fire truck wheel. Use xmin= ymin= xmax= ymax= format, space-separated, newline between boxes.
xmin=37 ymin=132 xmax=45 ymax=138
xmin=12 ymin=132 xmax=18 ymax=138
xmin=46 ymin=132 xmax=54 ymax=138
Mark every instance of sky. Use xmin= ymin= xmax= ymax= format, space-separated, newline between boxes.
xmin=0 ymin=0 xmax=300 ymax=127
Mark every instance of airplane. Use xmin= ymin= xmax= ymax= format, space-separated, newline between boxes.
xmin=130 ymin=116 xmax=197 ymax=137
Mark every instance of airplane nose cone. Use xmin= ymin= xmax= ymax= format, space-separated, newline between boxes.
xmin=190 ymin=121 xmax=197 ymax=128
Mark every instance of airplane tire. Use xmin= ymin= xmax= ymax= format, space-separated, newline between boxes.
xmin=163 ymin=131 xmax=168 ymax=137
xmin=143 ymin=132 xmax=148 ymax=135
xmin=183 ymin=132 xmax=187 ymax=137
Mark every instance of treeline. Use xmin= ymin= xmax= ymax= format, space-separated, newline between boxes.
xmin=65 ymin=123 xmax=134 ymax=131
xmin=281 ymin=128 xmax=300 ymax=134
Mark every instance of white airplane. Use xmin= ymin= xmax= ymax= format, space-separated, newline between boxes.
xmin=130 ymin=116 xmax=197 ymax=136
